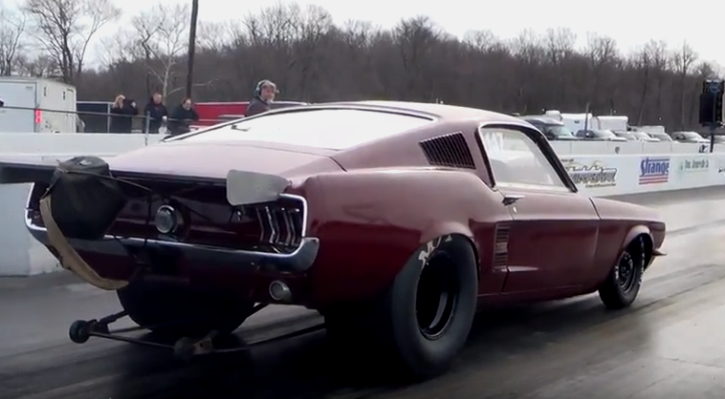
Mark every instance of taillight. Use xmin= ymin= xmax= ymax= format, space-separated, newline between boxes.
xmin=229 ymin=196 xmax=305 ymax=250
xmin=34 ymin=109 xmax=42 ymax=124
xmin=256 ymin=206 xmax=303 ymax=247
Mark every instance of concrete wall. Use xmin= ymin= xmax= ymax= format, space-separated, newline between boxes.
xmin=0 ymin=184 xmax=59 ymax=275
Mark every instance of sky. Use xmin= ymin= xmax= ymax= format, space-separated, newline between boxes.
xmin=33 ymin=0 xmax=725 ymax=66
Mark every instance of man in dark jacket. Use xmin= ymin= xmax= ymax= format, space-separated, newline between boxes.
xmin=167 ymin=97 xmax=199 ymax=136
xmin=143 ymin=92 xmax=168 ymax=133
xmin=244 ymin=79 xmax=278 ymax=117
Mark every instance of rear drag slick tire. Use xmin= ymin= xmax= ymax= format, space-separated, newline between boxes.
xmin=325 ymin=235 xmax=478 ymax=380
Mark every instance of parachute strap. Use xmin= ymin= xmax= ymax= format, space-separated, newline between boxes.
xmin=39 ymin=195 xmax=128 ymax=290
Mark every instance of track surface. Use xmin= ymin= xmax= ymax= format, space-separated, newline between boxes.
xmin=3 ymin=187 xmax=725 ymax=399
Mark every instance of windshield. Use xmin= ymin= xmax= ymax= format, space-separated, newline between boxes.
xmin=651 ymin=133 xmax=672 ymax=141
xmin=546 ymin=125 xmax=574 ymax=137
xmin=180 ymin=109 xmax=434 ymax=150
xmin=633 ymin=132 xmax=651 ymax=139
xmin=594 ymin=130 xmax=616 ymax=138
xmin=613 ymin=131 xmax=635 ymax=139
xmin=682 ymin=132 xmax=704 ymax=139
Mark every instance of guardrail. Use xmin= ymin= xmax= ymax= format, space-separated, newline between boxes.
xmin=0 ymin=104 xmax=229 ymax=134
xmin=549 ymin=140 xmax=725 ymax=155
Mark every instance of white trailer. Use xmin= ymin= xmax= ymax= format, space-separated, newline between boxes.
xmin=0 ymin=77 xmax=77 ymax=133
xmin=590 ymin=115 xmax=629 ymax=131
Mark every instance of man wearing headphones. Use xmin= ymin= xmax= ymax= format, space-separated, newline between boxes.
xmin=244 ymin=79 xmax=278 ymax=117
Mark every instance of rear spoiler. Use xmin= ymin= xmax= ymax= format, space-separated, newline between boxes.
xmin=0 ymin=160 xmax=293 ymax=206
xmin=0 ymin=159 xmax=57 ymax=184
xmin=226 ymin=169 xmax=291 ymax=205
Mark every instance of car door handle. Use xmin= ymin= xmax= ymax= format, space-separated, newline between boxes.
xmin=502 ymin=194 xmax=524 ymax=206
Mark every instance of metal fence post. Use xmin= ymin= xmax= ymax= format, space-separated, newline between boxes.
xmin=144 ymin=113 xmax=151 ymax=145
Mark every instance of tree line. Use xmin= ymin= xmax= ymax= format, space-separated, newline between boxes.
xmin=0 ymin=0 xmax=717 ymax=131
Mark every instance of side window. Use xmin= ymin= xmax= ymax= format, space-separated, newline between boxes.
xmin=479 ymin=126 xmax=568 ymax=189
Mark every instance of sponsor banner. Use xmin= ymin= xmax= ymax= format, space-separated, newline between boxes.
xmin=677 ymin=157 xmax=709 ymax=174
xmin=561 ymin=158 xmax=617 ymax=188
xmin=638 ymin=157 xmax=670 ymax=185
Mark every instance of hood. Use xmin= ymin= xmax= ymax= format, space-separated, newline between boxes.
xmin=108 ymin=141 xmax=342 ymax=180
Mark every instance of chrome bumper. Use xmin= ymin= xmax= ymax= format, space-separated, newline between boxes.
xmin=24 ymin=212 xmax=319 ymax=273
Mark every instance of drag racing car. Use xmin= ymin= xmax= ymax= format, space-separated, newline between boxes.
xmin=0 ymin=101 xmax=666 ymax=379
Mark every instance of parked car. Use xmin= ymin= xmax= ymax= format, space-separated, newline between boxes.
xmin=631 ymin=131 xmax=660 ymax=142
xmin=671 ymin=131 xmax=709 ymax=143
xmin=0 ymin=101 xmax=666 ymax=379
xmin=575 ymin=129 xmax=628 ymax=141
xmin=522 ymin=117 xmax=579 ymax=140
xmin=648 ymin=132 xmax=673 ymax=142
xmin=612 ymin=131 xmax=638 ymax=141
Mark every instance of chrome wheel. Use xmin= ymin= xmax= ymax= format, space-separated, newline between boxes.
xmin=416 ymin=254 xmax=459 ymax=340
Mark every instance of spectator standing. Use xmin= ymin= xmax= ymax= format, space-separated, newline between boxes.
xmin=167 ymin=97 xmax=199 ymax=136
xmin=244 ymin=79 xmax=278 ymax=117
xmin=109 ymin=95 xmax=138 ymax=133
xmin=143 ymin=92 xmax=168 ymax=133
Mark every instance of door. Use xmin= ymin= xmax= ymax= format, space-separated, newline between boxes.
xmin=479 ymin=125 xmax=600 ymax=293
xmin=0 ymin=82 xmax=37 ymax=132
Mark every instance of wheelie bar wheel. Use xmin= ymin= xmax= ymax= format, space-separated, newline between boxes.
xmin=173 ymin=331 xmax=218 ymax=361
xmin=69 ymin=320 xmax=94 ymax=344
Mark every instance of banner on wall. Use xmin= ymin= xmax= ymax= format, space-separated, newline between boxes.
xmin=560 ymin=158 xmax=618 ymax=188
xmin=676 ymin=156 xmax=709 ymax=174
xmin=638 ymin=156 xmax=670 ymax=185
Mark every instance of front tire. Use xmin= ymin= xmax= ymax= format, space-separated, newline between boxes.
xmin=325 ymin=235 xmax=478 ymax=379
xmin=598 ymin=237 xmax=646 ymax=309
xmin=117 ymin=279 xmax=255 ymax=338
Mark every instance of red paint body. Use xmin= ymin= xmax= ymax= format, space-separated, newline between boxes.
xmin=24 ymin=101 xmax=666 ymax=310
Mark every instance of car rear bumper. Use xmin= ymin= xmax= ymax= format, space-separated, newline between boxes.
xmin=25 ymin=211 xmax=319 ymax=273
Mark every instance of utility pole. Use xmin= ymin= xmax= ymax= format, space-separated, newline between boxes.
xmin=185 ymin=0 xmax=199 ymax=99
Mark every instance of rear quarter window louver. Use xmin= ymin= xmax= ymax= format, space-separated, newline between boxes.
xmin=419 ymin=132 xmax=476 ymax=169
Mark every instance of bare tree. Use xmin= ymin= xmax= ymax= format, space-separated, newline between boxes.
xmin=197 ymin=21 xmax=234 ymax=52
xmin=463 ymin=29 xmax=499 ymax=53
xmin=510 ymin=29 xmax=544 ymax=112
xmin=544 ymin=27 xmax=576 ymax=105
xmin=630 ymin=46 xmax=651 ymax=124
xmin=585 ymin=33 xmax=618 ymax=113
xmin=121 ymin=3 xmax=190 ymax=98
xmin=0 ymin=2 xmax=26 ymax=75
xmin=23 ymin=0 xmax=120 ymax=83
xmin=670 ymin=41 xmax=698 ymax=128
xmin=644 ymin=40 xmax=669 ymax=119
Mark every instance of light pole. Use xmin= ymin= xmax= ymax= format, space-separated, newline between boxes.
xmin=185 ymin=0 xmax=199 ymax=99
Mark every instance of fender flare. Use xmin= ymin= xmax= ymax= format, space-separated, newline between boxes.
xmin=621 ymin=225 xmax=654 ymax=268
xmin=420 ymin=227 xmax=480 ymax=278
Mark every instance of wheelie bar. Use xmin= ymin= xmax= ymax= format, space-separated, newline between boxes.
xmin=66 ymin=304 xmax=325 ymax=360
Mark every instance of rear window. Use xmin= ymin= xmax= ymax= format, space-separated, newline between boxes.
xmin=181 ymin=109 xmax=433 ymax=150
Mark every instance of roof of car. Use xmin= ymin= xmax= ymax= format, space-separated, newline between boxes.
xmin=307 ymin=101 xmax=525 ymax=124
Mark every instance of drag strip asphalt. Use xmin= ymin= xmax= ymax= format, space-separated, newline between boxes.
xmin=2 ymin=186 xmax=725 ymax=399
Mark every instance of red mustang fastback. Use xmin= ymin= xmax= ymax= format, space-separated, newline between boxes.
xmin=0 ymin=101 xmax=666 ymax=379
